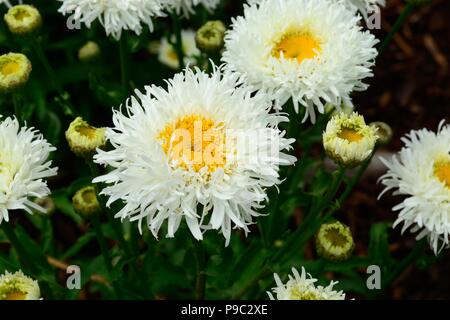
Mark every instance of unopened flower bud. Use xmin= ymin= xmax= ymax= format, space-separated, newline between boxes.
xmin=195 ymin=20 xmax=226 ymax=54
xmin=0 ymin=270 xmax=41 ymax=300
xmin=4 ymin=5 xmax=42 ymax=36
xmin=315 ymin=221 xmax=355 ymax=261
xmin=78 ymin=41 xmax=101 ymax=62
xmin=370 ymin=121 xmax=393 ymax=145
xmin=65 ymin=117 xmax=106 ymax=158
xmin=0 ymin=53 xmax=31 ymax=92
xmin=72 ymin=186 xmax=101 ymax=218
xmin=323 ymin=112 xmax=378 ymax=167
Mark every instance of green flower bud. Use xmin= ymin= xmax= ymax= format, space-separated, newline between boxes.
xmin=315 ymin=221 xmax=355 ymax=261
xmin=78 ymin=41 xmax=101 ymax=62
xmin=4 ymin=5 xmax=42 ymax=36
xmin=195 ymin=20 xmax=227 ymax=54
xmin=72 ymin=186 xmax=102 ymax=218
xmin=0 ymin=53 xmax=31 ymax=93
xmin=370 ymin=121 xmax=393 ymax=145
xmin=65 ymin=117 xmax=106 ymax=159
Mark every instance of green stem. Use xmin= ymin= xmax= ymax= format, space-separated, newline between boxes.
xmin=378 ymin=2 xmax=416 ymax=56
xmin=170 ymin=12 xmax=185 ymax=70
xmin=382 ymin=239 xmax=427 ymax=291
xmin=192 ymin=238 xmax=206 ymax=300
xmin=324 ymin=152 xmax=374 ymax=218
xmin=12 ymin=93 xmax=21 ymax=123
xmin=1 ymin=222 xmax=38 ymax=275
xmin=232 ymin=267 xmax=271 ymax=300
xmin=31 ymin=40 xmax=61 ymax=93
xmin=91 ymin=213 xmax=123 ymax=299
xmin=236 ymin=167 xmax=347 ymax=299
xmin=119 ymin=34 xmax=131 ymax=98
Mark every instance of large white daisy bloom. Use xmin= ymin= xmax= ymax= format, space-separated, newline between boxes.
xmin=0 ymin=117 xmax=57 ymax=224
xmin=379 ymin=121 xmax=450 ymax=254
xmin=158 ymin=29 xmax=200 ymax=70
xmin=223 ymin=0 xmax=378 ymax=123
xmin=268 ymin=267 xmax=346 ymax=300
xmin=162 ymin=0 xmax=221 ymax=17
xmin=57 ymin=0 xmax=165 ymax=40
xmin=93 ymin=66 xmax=296 ymax=245
xmin=0 ymin=270 xmax=41 ymax=300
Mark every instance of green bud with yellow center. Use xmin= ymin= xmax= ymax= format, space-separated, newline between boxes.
xmin=195 ymin=20 xmax=227 ymax=54
xmin=65 ymin=117 xmax=106 ymax=159
xmin=315 ymin=221 xmax=355 ymax=261
xmin=4 ymin=5 xmax=42 ymax=36
xmin=0 ymin=52 xmax=31 ymax=93
xmin=72 ymin=186 xmax=102 ymax=218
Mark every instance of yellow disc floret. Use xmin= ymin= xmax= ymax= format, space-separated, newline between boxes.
xmin=434 ymin=157 xmax=450 ymax=189
xmin=273 ymin=30 xmax=321 ymax=63
xmin=158 ymin=114 xmax=230 ymax=174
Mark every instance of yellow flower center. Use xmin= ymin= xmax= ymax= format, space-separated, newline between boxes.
xmin=290 ymin=287 xmax=320 ymax=300
xmin=434 ymin=158 xmax=450 ymax=189
xmin=158 ymin=114 xmax=229 ymax=173
xmin=13 ymin=8 xmax=31 ymax=21
xmin=76 ymin=124 xmax=97 ymax=139
xmin=82 ymin=189 xmax=97 ymax=203
xmin=0 ymin=61 xmax=20 ymax=76
xmin=3 ymin=291 xmax=26 ymax=300
xmin=273 ymin=31 xmax=321 ymax=63
xmin=338 ymin=128 xmax=363 ymax=143
xmin=324 ymin=227 xmax=348 ymax=247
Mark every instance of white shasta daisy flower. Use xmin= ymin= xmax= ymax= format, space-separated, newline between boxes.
xmin=268 ymin=267 xmax=346 ymax=300
xmin=379 ymin=121 xmax=450 ymax=254
xmin=93 ymin=66 xmax=296 ymax=245
xmin=223 ymin=0 xmax=378 ymax=123
xmin=162 ymin=0 xmax=221 ymax=17
xmin=158 ymin=29 xmax=200 ymax=70
xmin=0 ymin=117 xmax=57 ymax=224
xmin=0 ymin=270 xmax=40 ymax=300
xmin=57 ymin=0 xmax=165 ymax=40
xmin=323 ymin=112 xmax=378 ymax=167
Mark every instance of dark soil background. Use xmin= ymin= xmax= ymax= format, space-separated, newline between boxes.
xmin=350 ymin=0 xmax=450 ymax=299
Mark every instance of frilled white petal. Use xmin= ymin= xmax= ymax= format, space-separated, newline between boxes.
xmin=0 ymin=117 xmax=57 ymax=224
xmin=379 ymin=121 xmax=450 ymax=254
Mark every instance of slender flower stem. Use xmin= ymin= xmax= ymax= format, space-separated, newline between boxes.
xmin=119 ymin=34 xmax=131 ymax=98
xmin=192 ymin=238 xmax=206 ymax=300
xmin=1 ymin=222 xmax=38 ymax=275
xmin=12 ymin=93 xmax=21 ymax=122
xmin=378 ymin=2 xmax=416 ymax=56
xmin=170 ymin=12 xmax=185 ymax=70
xmin=31 ymin=40 xmax=61 ymax=93
xmin=91 ymin=213 xmax=123 ymax=299
xmin=235 ymin=166 xmax=348 ymax=299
